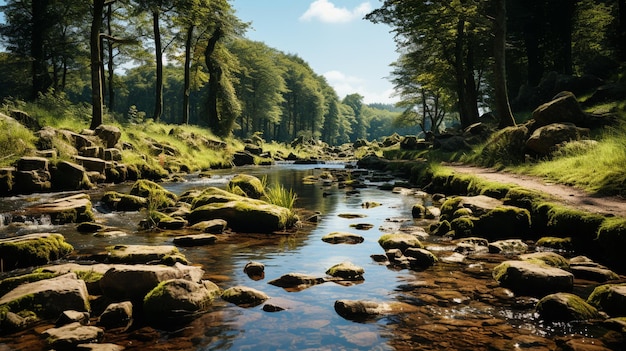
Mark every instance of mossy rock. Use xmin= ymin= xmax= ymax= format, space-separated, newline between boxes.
xmin=188 ymin=200 xmax=296 ymax=233
xmin=430 ymin=220 xmax=452 ymax=236
xmin=475 ymin=205 xmax=531 ymax=241
xmin=587 ymin=284 xmax=626 ymax=317
xmin=411 ymin=204 xmax=426 ymax=218
xmin=326 ymin=262 xmax=364 ymax=280
xmin=596 ymin=218 xmax=626 ymax=271
xmin=535 ymin=236 xmax=573 ymax=251
xmin=129 ymin=179 xmax=177 ymax=209
xmin=101 ymin=191 xmax=148 ymax=211
xmin=503 ymin=187 xmax=544 ymax=210
xmin=439 ymin=197 xmax=464 ymax=221
xmin=106 ymin=245 xmax=188 ymax=265
xmin=143 ymin=279 xmax=221 ymax=322
xmin=536 ymin=292 xmax=602 ymax=322
xmin=492 ymin=260 xmax=574 ymax=296
xmin=24 ymin=193 xmax=94 ymax=224
xmin=189 ymin=187 xmax=246 ymax=209
xmin=0 ymin=233 xmax=74 ymax=270
xmin=546 ymin=205 xmax=604 ymax=252
xmin=378 ymin=233 xmax=424 ymax=252
xmin=520 ymin=252 xmax=570 ymax=270
xmin=228 ymin=174 xmax=265 ymax=199
xmin=221 ymin=286 xmax=269 ymax=307
xmin=0 ymin=272 xmax=59 ymax=297
xmin=450 ymin=216 xmax=477 ymax=238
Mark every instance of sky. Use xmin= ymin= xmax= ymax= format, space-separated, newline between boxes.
xmin=231 ymin=0 xmax=400 ymax=105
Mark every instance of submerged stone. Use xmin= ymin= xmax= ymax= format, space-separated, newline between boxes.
xmin=221 ymin=286 xmax=269 ymax=307
xmin=321 ymin=231 xmax=364 ymax=244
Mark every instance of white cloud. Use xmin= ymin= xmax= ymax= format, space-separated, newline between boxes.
xmin=323 ymin=70 xmax=398 ymax=104
xmin=300 ymin=0 xmax=372 ymax=23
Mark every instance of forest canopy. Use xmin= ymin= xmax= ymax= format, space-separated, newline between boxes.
xmin=0 ymin=0 xmax=624 ymax=143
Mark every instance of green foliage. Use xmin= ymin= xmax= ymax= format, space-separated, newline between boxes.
xmin=0 ymin=116 xmax=37 ymax=166
xmin=264 ymin=183 xmax=297 ymax=210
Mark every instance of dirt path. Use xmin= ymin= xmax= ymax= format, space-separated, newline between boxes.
xmin=445 ymin=163 xmax=626 ymax=217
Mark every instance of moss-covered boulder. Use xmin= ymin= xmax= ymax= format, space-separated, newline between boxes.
xmin=105 ymin=245 xmax=188 ymax=265
xmin=321 ymin=232 xmax=364 ymax=244
xmin=42 ymin=322 xmax=103 ymax=350
xmin=535 ymin=236 xmax=573 ymax=251
xmin=404 ymin=248 xmax=438 ymax=268
xmin=101 ymin=191 xmax=148 ymax=211
xmin=221 ymin=286 xmax=269 ymax=307
xmin=440 ymin=195 xmax=503 ymax=221
xmin=0 ymin=273 xmax=89 ymax=319
xmin=23 ymin=193 xmax=94 ymax=224
xmin=587 ymin=284 xmax=626 ymax=317
xmin=189 ymin=219 xmax=227 ymax=233
xmin=99 ymin=263 xmax=204 ymax=301
xmin=536 ymin=293 xmax=602 ymax=322
xmin=0 ymin=233 xmax=74 ymax=270
xmin=334 ymin=299 xmax=419 ymax=322
xmin=188 ymin=200 xmax=296 ymax=233
xmin=520 ymin=252 xmax=570 ymax=269
xmin=492 ymin=260 xmax=574 ymax=296
xmin=268 ymin=273 xmax=325 ymax=290
xmin=143 ymin=279 xmax=221 ymax=322
xmin=488 ymin=239 xmax=528 ymax=254
xmin=378 ymin=233 xmax=424 ymax=253
xmin=569 ymin=256 xmax=619 ymax=282
xmin=475 ymin=206 xmax=531 ymax=240
xmin=173 ymin=234 xmax=217 ymax=247
xmin=228 ymin=174 xmax=265 ymax=199
xmin=326 ymin=261 xmax=364 ymax=280
xmin=97 ymin=301 xmax=133 ymax=330
xmin=129 ymin=179 xmax=177 ymax=209
xmin=596 ymin=217 xmax=626 ymax=271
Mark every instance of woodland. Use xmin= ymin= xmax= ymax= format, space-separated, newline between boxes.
xmin=0 ymin=0 xmax=624 ymax=145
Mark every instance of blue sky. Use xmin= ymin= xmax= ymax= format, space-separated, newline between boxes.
xmin=231 ymin=0 xmax=399 ymax=104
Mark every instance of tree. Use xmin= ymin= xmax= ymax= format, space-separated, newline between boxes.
xmin=492 ymin=0 xmax=515 ymax=128
xmin=90 ymin=0 xmax=107 ymax=129
xmin=342 ymin=93 xmax=366 ymax=141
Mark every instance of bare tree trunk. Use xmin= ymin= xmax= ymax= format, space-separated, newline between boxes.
xmin=90 ymin=0 xmax=105 ymax=129
xmin=31 ymin=0 xmax=51 ymax=99
xmin=182 ymin=25 xmax=193 ymax=124
xmin=494 ymin=0 xmax=515 ymax=128
xmin=204 ymin=26 xmax=223 ymax=133
xmin=106 ymin=4 xmax=115 ymax=111
xmin=153 ymin=10 xmax=163 ymax=121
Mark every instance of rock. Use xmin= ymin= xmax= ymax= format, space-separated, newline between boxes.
xmin=0 ymin=233 xmax=74 ymax=270
xmin=520 ymin=252 xmax=570 ymax=269
xmin=76 ymin=222 xmax=107 ymax=233
xmin=17 ymin=156 xmax=48 ymax=172
xmin=232 ymin=151 xmax=255 ymax=166
xmin=535 ymin=236 xmax=573 ymax=251
xmin=53 ymin=161 xmax=93 ymax=190
xmin=76 ymin=344 xmax=125 ymax=351
xmin=268 ymin=273 xmax=325 ymax=290
xmin=94 ymin=125 xmax=121 ymax=148
xmin=411 ymin=204 xmax=426 ymax=218
xmin=23 ymin=193 xmax=94 ymax=224
xmin=221 ymin=286 xmax=269 ymax=307
xmin=0 ymin=273 xmax=89 ymax=318
xmin=488 ymin=239 xmax=529 ymax=254
xmin=404 ymin=248 xmax=438 ymax=268
xmin=526 ymin=123 xmax=590 ymax=155
xmin=156 ymin=215 xmax=187 ymax=230
xmin=56 ymin=310 xmax=90 ymax=327
xmin=535 ymin=293 xmax=602 ymax=322
xmin=492 ymin=260 xmax=574 ymax=296
xmin=97 ymin=301 xmax=133 ymax=329
xmin=0 ymin=167 xmax=15 ymax=195
xmin=14 ymin=169 xmax=51 ymax=193
xmin=189 ymin=219 xmax=227 ymax=233
xmin=188 ymin=199 xmax=296 ymax=233
xmin=74 ymin=156 xmax=111 ymax=173
xmin=475 ymin=206 xmax=531 ymax=240
xmin=99 ymin=263 xmax=204 ymax=301
xmin=321 ymin=232 xmax=364 ymax=244
xmin=378 ymin=233 xmax=424 ymax=252
xmin=532 ymin=91 xmax=588 ymax=127
xmin=587 ymin=284 xmax=626 ymax=317
xmin=570 ymin=265 xmax=619 ymax=283
xmin=42 ymin=322 xmax=104 ymax=350
xmin=129 ymin=179 xmax=177 ymax=209
xmin=243 ymin=261 xmax=265 ymax=280
xmin=10 ymin=109 xmax=41 ymax=131
xmin=143 ymin=279 xmax=220 ymax=322
xmin=334 ymin=299 xmax=418 ymax=321
xmin=453 ymin=237 xmax=489 ymax=254
xmin=105 ymin=245 xmax=188 ymax=265
xmin=440 ymin=195 xmax=503 ymax=220
xmin=103 ymin=148 xmax=122 ymax=161
xmin=94 ymin=230 xmax=128 ymax=238
xmin=227 ymin=174 xmax=265 ymax=199
xmin=173 ymin=234 xmax=217 ymax=247
xmin=101 ymin=192 xmax=148 ymax=211
xmin=244 ymin=143 xmax=262 ymax=155
xmin=326 ymin=262 xmax=364 ymax=280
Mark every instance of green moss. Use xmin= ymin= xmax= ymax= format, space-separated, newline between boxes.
xmin=74 ymin=270 xmax=104 ymax=283
xmin=536 ymin=293 xmax=600 ymax=322
xmin=129 ymin=179 xmax=177 ymax=209
xmin=378 ymin=233 xmax=424 ymax=252
xmin=440 ymin=197 xmax=464 ymax=221
xmin=492 ymin=262 xmax=511 ymax=282
xmin=228 ymin=174 xmax=266 ymax=199
xmin=587 ymin=283 xmax=626 ymax=317
xmin=453 ymin=208 xmax=473 ymax=218
xmin=0 ymin=233 xmax=74 ymax=270
xmin=0 ymin=272 xmax=59 ymax=297
xmin=535 ymin=236 xmax=573 ymax=251
xmin=450 ymin=216 xmax=476 ymax=237
xmin=188 ymin=200 xmax=296 ymax=233
xmin=476 ymin=205 xmax=532 ymax=240
xmin=431 ymin=220 xmax=452 ymax=236
xmin=596 ymin=217 xmax=626 ymax=271
xmin=503 ymin=187 xmax=544 ymax=210
xmin=521 ymin=252 xmax=570 ymax=269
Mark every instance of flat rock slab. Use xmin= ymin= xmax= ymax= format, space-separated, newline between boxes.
xmin=0 ymin=273 xmax=89 ymax=318
xmin=106 ymin=244 xmax=188 ymax=265
xmin=173 ymin=234 xmax=217 ymax=247
xmin=43 ymin=322 xmax=103 ymax=350
xmin=0 ymin=232 xmax=73 ymax=270
xmin=24 ymin=193 xmax=94 ymax=224
xmin=493 ymin=260 xmax=574 ymax=296
xmin=321 ymin=232 xmax=364 ymax=244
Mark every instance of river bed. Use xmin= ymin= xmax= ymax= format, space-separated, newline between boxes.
xmin=0 ymin=163 xmax=622 ymax=350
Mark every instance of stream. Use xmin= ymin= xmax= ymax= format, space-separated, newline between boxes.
xmin=0 ymin=163 xmax=622 ymax=350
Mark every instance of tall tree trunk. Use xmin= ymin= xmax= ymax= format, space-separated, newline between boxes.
xmin=618 ymin=0 xmax=626 ymax=61
xmin=153 ymin=10 xmax=163 ymax=121
xmin=454 ymin=17 xmax=476 ymax=129
xmin=182 ymin=25 xmax=193 ymax=124
xmin=31 ymin=0 xmax=51 ymax=99
xmin=106 ymin=4 xmax=115 ymax=111
xmin=523 ymin=18 xmax=543 ymax=87
xmin=90 ymin=0 xmax=105 ymax=129
xmin=204 ymin=26 xmax=223 ymax=133
xmin=494 ymin=0 xmax=515 ymax=128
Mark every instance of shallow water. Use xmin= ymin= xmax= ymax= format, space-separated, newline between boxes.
xmin=0 ymin=163 xmax=622 ymax=350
